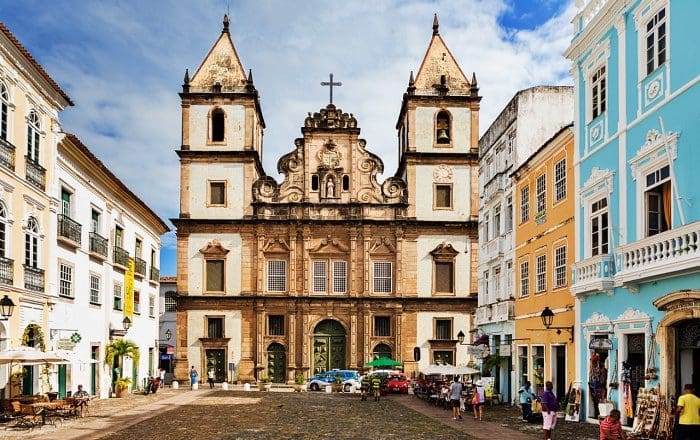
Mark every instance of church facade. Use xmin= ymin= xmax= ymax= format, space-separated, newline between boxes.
xmin=173 ymin=16 xmax=480 ymax=383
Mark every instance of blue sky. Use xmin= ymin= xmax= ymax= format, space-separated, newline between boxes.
xmin=2 ymin=0 xmax=575 ymax=276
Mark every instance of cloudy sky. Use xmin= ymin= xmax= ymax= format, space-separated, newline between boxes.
xmin=3 ymin=0 xmax=577 ymax=275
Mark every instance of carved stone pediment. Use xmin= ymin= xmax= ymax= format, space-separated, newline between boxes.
xmin=309 ymin=235 xmax=349 ymax=254
xmin=430 ymin=242 xmax=459 ymax=261
xmin=262 ymin=237 xmax=291 ymax=254
xmin=199 ymin=240 xmax=230 ymax=256
xmin=369 ymin=237 xmax=397 ymax=256
xmin=303 ymin=104 xmax=357 ymax=130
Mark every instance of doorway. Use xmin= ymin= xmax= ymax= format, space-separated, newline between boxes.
xmin=551 ymin=345 xmax=567 ymax=404
xmin=312 ymin=320 xmax=346 ymax=374
xmin=58 ymin=364 xmax=67 ymax=398
xmin=91 ymin=346 xmax=99 ymax=395
xmin=267 ymin=343 xmax=286 ymax=383
xmin=22 ymin=366 xmax=33 ymax=395
xmin=676 ymin=319 xmax=700 ymax=394
xmin=205 ymin=349 xmax=226 ymax=382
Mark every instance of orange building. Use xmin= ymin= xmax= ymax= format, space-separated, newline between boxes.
xmin=512 ymin=125 xmax=574 ymax=401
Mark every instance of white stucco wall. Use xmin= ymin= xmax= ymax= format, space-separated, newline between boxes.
xmin=188 ymin=162 xmax=244 ymax=219
xmin=416 ymin=235 xmax=471 ymax=297
xmin=414 ymin=165 xmax=471 ymax=220
xmin=416 ymin=312 xmax=472 ymax=371
xmin=189 ymin=104 xmax=245 ymax=150
xmin=414 ymin=106 xmax=471 ymax=152
xmin=187 ymin=233 xmax=242 ymax=295
xmin=186 ymin=310 xmax=242 ymax=377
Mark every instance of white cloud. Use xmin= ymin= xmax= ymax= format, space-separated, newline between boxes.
xmin=6 ymin=0 xmax=577 ymax=252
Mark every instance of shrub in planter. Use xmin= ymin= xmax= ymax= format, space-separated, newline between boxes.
xmin=114 ymin=377 xmax=132 ymax=398
xmin=258 ymin=377 xmax=271 ymax=391
xmin=332 ymin=374 xmax=343 ymax=392
xmin=294 ymin=373 xmax=306 ymax=392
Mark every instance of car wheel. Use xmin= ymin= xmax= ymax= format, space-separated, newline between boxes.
xmin=344 ymin=383 xmax=351 ymax=393
xmin=311 ymin=383 xmax=319 ymax=391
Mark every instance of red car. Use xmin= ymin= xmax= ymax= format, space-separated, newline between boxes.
xmin=386 ymin=374 xmax=409 ymax=394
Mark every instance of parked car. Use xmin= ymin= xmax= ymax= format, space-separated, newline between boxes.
xmin=307 ymin=370 xmax=361 ymax=392
xmin=386 ymin=373 xmax=409 ymax=394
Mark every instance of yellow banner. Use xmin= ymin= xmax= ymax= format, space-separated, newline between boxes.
xmin=124 ymin=258 xmax=135 ymax=319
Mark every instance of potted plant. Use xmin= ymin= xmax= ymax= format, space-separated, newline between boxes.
xmin=294 ymin=373 xmax=306 ymax=392
xmin=258 ymin=377 xmax=271 ymax=391
xmin=10 ymin=370 xmax=26 ymax=397
xmin=114 ymin=377 xmax=132 ymax=398
xmin=331 ymin=374 xmax=343 ymax=393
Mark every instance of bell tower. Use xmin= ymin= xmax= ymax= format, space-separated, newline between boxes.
xmin=395 ymin=14 xmax=480 ymax=222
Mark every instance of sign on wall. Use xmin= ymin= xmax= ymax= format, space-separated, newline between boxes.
xmin=124 ymin=258 xmax=135 ymax=319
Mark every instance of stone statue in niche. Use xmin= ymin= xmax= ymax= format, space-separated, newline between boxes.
xmin=326 ymin=177 xmax=335 ymax=198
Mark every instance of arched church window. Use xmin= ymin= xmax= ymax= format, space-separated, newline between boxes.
xmin=436 ymin=110 xmax=451 ymax=145
xmin=342 ymin=175 xmax=349 ymax=192
xmin=211 ymin=108 xmax=225 ymax=142
xmin=311 ymin=175 xmax=319 ymax=191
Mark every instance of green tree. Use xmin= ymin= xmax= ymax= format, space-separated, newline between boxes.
xmin=105 ymin=339 xmax=140 ymax=381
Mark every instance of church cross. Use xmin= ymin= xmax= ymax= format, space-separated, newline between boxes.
xmin=320 ymin=73 xmax=342 ymax=104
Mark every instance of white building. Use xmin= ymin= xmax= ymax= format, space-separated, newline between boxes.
xmin=476 ymin=86 xmax=573 ymax=403
xmin=49 ymin=133 xmax=169 ymax=398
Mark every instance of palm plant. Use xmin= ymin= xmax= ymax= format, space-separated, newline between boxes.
xmin=105 ymin=339 xmax=140 ymax=379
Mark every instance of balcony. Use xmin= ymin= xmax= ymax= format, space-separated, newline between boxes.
xmin=57 ymin=214 xmax=82 ymax=247
xmin=491 ymin=300 xmax=514 ymax=322
xmin=474 ymin=305 xmax=492 ymax=326
xmin=89 ymin=232 xmax=109 ymax=259
xmin=150 ymin=266 xmax=160 ymax=283
xmin=0 ymin=137 xmax=15 ymax=170
xmin=25 ymin=157 xmax=46 ymax=190
xmin=24 ymin=265 xmax=44 ymax=292
xmin=134 ymin=257 xmax=147 ymax=278
xmin=113 ymin=246 xmax=130 ymax=269
xmin=571 ymin=254 xmax=614 ymax=296
xmin=483 ymin=237 xmax=505 ymax=263
xmin=483 ymin=173 xmax=504 ymax=201
xmin=616 ymin=221 xmax=700 ymax=289
xmin=0 ymin=256 xmax=13 ymax=285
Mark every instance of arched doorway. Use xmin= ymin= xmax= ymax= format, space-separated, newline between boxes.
xmin=267 ymin=343 xmax=286 ymax=383
xmin=676 ymin=319 xmax=700 ymax=393
xmin=312 ymin=320 xmax=346 ymax=374
xmin=372 ymin=343 xmax=392 ymax=360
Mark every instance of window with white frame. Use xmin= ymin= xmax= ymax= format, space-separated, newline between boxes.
xmin=27 ymin=110 xmax=40 ymax=163
xmin=506 ymin=196 xmax=513 ymax=232
xmin=645 ymin=8 xmax=666 ymax=76
xmin=518 ymin=346 xmax=529 ymax=391
xmin=493 ymin=204 xmax=501 ymax=237
xmin=149 ymin=295 xmax=155 ymax=317
xmin=554 ymin=245 xmax=567 ymax=288
xmin=164 ymin=292 xmax=176 ymax=312
xmin=591 ymin=66 xmax=606 ymax=119
xmin=0 ymin=202 xmax=7 ymax=258
xmin=267 ymin=260 xmax=287 ymax=292
xmin=483 ymin=213 xmax=490 ymax=242
xmin=373 ymin=261 xmax=392 ymax=293
xmin=312 ymin=261 xmax=327 ymax=293
xmin=59 ymin=263 xmax=73 ymax=298
xmin=536 ymin=174 xmax=546 ymax=214
xmin=113 ymin=283 xmax=123 ymax=310
xmin=333 ymin=261 xmax=348 ymax=293
xmin=520 ymin=261 xmax=529 ymax=297
xmin=591 ymin=197 xmax=609 ymax=256
xmin=0 ymin=80 xmax=9 ymax=141
xmin=24 ymin=216 xmax=39 ymax=268
xmin=483 ymin=270 xmax=490 ymax=301
xmin=89 ymin=274 xmax=101 ymax=304
xmin=506 ymin=260 xmax=513 ymax=298
xmin=536 ymin=254 xmax=546 ymax=293
xmin=554 ymin=159 xmax=566 ymax=202
xmin=645 ymin=165 xmax=671 ymax=237
xmin=520 ymin=186 xmax=530 ymax=223
xmin=312 ymin=260 xmax=348 ymax=293
xmin=494 ymin=266 xmax=501 ymax=300
xmin=134 ymin=291 xmax=140 ymax=314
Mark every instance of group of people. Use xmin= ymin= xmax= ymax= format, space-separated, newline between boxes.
xmin=414 ymin=377 xmax=487 ymax=422
xmin=359 ymin=374 xmax=384 ymax=401
xmin=189 ymin=366 xmax=216 ymax=389
xmin=517 ymin=380 xmax=559 ymax=440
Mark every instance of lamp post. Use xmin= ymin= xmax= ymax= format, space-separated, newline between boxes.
xmin=122 ymin=316 xmax=132 ymax=331
xmin=456 ymin=330 xmax=467 ymax=345
xmin=539 ymin=307 xmax=574 ymax=342
xmin=0 ymin=295 xmax=15 ymax=320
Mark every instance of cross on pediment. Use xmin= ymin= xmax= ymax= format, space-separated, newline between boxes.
xmin=320 ymin=73 xmax=342 ymax=104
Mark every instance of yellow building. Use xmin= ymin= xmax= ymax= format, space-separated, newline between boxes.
xmin=512 ymin=125 xmax=574 ymax=401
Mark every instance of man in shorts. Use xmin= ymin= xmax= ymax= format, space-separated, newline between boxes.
xmin=541 ymin=381 xmax=558 ymax=440
xmin=450 ymin=377 xmax=463 ymax=421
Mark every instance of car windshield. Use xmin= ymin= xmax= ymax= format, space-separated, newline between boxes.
xmin=389 ymin=376 xmax=405 ymax=382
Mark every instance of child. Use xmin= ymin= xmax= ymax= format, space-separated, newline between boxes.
xmin=599 ymin=409 xmax=627 ymax=440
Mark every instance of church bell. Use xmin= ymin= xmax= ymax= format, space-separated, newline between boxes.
xmin=437 ymin=129 xmax=450 ymax=142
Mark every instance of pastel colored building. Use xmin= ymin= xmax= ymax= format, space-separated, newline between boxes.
xmin=566 ymin=0 xmax=700 ymax=424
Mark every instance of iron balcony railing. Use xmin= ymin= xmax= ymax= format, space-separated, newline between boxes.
xmin=25 ymin=156 xmax=46 ymax=190
xmin=89 ymin=232 xmax=108 ymax=257
xmin=57 ymin=214 xmax=82 ymax=245
xmin=24 ymin=265 xmax=44 ymax=292
xmin=113 ymin=246 xmax=130 ymax=268
xmin=134 ymin=257 xmax=147 ymax=277
xmin=0 ymin=256 xmax=13 ymax=285
xmin=0 ymin=137 xmax=15 ymax=170
xmin=150 ymin=266 xmax=160 ymax=282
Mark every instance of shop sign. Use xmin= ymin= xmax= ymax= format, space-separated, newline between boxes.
xmin=57 ymin=339 xmax=76 ymax=350
xmin=499 ymin=344 xmax=511 ymax=357
xmin=588 ymin=338 xmax=613 ymax=350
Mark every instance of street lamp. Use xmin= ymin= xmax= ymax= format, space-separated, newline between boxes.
xmin=0 ymin=295 xmax=15 ymax=320
xmin=165 ymin=329 xmax=172 ymax=341
xmin=122 ymin=316 xmax=132 ymax=330
xmin=539 ymin=307 xmax=574 ymax=342
xmin=456 ymin=330 xmax=466 ymax=345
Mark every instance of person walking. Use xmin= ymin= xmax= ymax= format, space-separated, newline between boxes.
xmin=600 ymin=409 xmax=627 ymax=440
xmin=450 ymin=377 xmax=464 ymax=421
xmin=360 ymin=374 xmax=371 ymax=401
xmin=472 ymin=379 xmax=485 ymax=421
xmin=371 ymin=375 xmax=382 ymax=401
xmin=189 ymin=366 xmax=198 ymax=389
xmin=519 ymin=380 xmax=534 ymax=421
xmin=207 ymin=368 xmax=216 ymax=389
xmin=675 ymin=383 xmax=700 ymax=440
xmin=541 ymin=381 xmax=558 ymax=440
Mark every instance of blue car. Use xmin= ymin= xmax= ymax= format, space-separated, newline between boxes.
xmin=307 ymin=370 xmax=361 ymax=392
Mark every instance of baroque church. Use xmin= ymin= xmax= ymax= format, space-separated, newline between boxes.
xmin=173 ymin=15 xmax=480 ymax=383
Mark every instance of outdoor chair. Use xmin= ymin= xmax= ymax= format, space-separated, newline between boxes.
xmin=4 ymin=402 xmax=36 ymax=430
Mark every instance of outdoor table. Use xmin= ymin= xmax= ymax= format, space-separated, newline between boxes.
xmin=29 ymin=402 xmax=62 ymax=426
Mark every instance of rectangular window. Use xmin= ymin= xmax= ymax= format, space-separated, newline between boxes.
xmin=536 ymin=174 xmax=546 ymax=214
xmin=506 ymin=195 xmax=513 ymax=232
xmin=135 ymin=239 xmax=142 ymax=258
xmin=205 ymin=260 xmax=225 ymax=292
xmin=494 ymin=266 xmax=501 ymax=300
xmin=435 ymin=319 xmax=452 ymax=340
xmin=506 ymin=260 xmax=513 ymax=298
xmin=591 ymin=198 xmax=609 ymax=256
xmin=90 ymin=274 xmax=101 ymax=305
xmin=646 ymin=8 xmax=666 ymax=75
xmin=373 ymin=262 xmax=392 ymax=293
xmin=518 ymin=346 xmax=529 ymax=392
xmin=520 ymin=186 xmax=530 ymax=223
xmin=209 ymin=181 xmax=226 ymax=206
xmin=312 ymin=261 xmax=327 ymax=293
xmin=267 ymin=260 xmax=287 ymax=292
xmin=207 ymin=317 xmax=223 ymax=338
xmin=554 ymin=246 xmax=567 ymax=288
xmin=113 ymin=283 xmax=123 ymax=311
xmin=493 ymin=204 xmax=501 ymax=237
xmin=60 ymin=188 xmax=71 ymax=217
xmin=536 ymin=254 xmax=547 ymax=293
xmin=134 ymin=291 xmax=140 ymax=314
xmin=59 ymin=263 xmax=73 ymax=298
xmin=520 ymin=261 xmax=529 ymax=297
xmin=645 ymin=165 xmax=671 ymax=237
xmin=115 ymin=226 xmax=123 ymax=248
xmin=432 ymin=350 xmax=454 ymax=365
xmin=591 ymin=65 xmax=606 ymax=119
xmin=148 ymin=295 xmax=155 ymax=317
xmin=91 ymin=209 xmax=100 ymax=233
xmin=164 ymin=293 xmax=176 ymax=312
xmin=374 ymin=316 xmax=391 ymax=337
xmin=483 ymin=270 xmax=490 ymax=301
xmin=333 ymin=261 xmax=347 ymax=293
xmin=268 ymin=315 xmax=284 ymax=336
xmin=434 ymin=261 xmax=454 ymax=294
xmin=434 ymin=184 xmax=452 ymax=209
xmin=554 ymin=159 xmax=566 ymax=202
xmin=532 ymin=346 xmax=545 ymax=395
xmin=483 ymin=213 xmax=490 ymax=241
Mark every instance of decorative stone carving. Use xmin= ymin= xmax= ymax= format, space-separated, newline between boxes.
xmin=262 ymin=237 xmax=291 ymax=254
xmin=308 ymin=235 xmax=350 ymax=253
xmin=368 ymin=237 xmax=397 ymax=255
xmin=584 ymin=312 xmax=612 ymax=326
xmin=433 ymin=165 xmax=453 ymax=183
xmin=430 ymin=242 xmax=459 ymax=261
xmin=199 ymin=240 xmax=230 ymax=256
xmin=303 ymin=104 xmax=357 ymax=129
xmin=615 ymin=308 xmax=650 ymax=322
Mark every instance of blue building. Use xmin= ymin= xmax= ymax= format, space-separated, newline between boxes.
xmin=566 ymin=0 xmax=700 ymax=425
